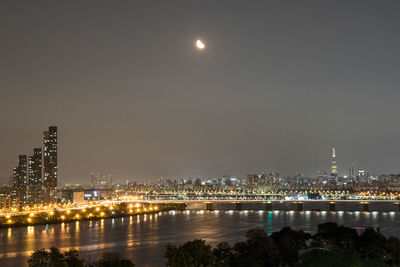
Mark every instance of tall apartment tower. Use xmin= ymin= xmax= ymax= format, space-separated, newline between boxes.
xmin=331 ymin=147 xmax=338 ymax=177
xmin=28 ymin=148 xmax=42 ymax=204
xmin=43 ymin=126 xmax=58 ymax=204
xmin=12 ymin=155 xmax=28 ymax=206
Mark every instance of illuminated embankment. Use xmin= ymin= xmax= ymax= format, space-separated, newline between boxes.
xmin=0 ymin=202 xmax=176 ymax=228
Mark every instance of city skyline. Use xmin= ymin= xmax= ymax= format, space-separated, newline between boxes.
xmin=2 ymin=1 xmax=400 ymax=183
xmin=2 ymin=130 xmax=391 ymax=184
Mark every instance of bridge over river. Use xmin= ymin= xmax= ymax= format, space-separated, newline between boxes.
xmin=121 ymin=199 xmax=400 ymax=212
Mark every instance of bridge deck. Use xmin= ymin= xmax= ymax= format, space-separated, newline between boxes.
xmin=129 ymin=199 xmax=400 ymax=204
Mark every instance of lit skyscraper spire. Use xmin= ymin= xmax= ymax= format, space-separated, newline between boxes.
xmin=331 ymin=147 xmax=338 ymax=176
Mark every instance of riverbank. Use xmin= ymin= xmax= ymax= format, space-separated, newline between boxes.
xmin=0 ymin=202 xmax=177 ymax=228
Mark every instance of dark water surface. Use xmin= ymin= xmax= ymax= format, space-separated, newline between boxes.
xmin=2 ymin=203 xmax=400 ymax=266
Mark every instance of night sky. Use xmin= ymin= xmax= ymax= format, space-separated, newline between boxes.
xmin=1 ymin=1 xmax=400 ymax=183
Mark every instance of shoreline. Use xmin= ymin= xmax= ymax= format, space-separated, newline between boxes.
xmin=0 ymin=203 xmax=176 ymax=229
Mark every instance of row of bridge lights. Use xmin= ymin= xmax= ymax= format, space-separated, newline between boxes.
xmin=4 ymin=203 xmax=159 ymax=224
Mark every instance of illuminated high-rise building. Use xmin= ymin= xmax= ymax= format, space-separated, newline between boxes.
xmin=358 ymin=169 xmax=368 ymax=184
xmin=12 ymin=155 xmax=28 ymax=206
xmin=27 ymin=148 xmax=42 ymax=204
xmin=43 ymin=126 xmax=58 ymax=204
xmin=331 ymin=147 xmax=338 ymax=177
xmin=317 ymin=169 xmax=328 ymax=184
xmin=90 ymin=172 xmax=99 ymax=187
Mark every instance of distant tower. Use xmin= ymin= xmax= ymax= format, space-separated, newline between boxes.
xmin=349 ymin=163 xmax=355 ymax=181
xmin=331 ymin=147 xmax=338 ymax=176
xmin=43 ymin=126 xmax=58 ymax=204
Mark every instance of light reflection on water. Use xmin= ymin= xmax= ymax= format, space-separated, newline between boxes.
xmin=2 ymin=206 xmax=400 ymax=266
xmin=27 ymin=226 xmax=34 ymax=236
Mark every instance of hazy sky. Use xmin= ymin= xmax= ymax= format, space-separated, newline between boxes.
xmin=1 ymin=1 xmax=400 ymax=183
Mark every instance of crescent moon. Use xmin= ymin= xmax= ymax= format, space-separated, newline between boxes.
xmin=196 ymin=40 xmax=205 ymax=50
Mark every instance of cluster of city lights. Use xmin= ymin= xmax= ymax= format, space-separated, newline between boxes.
xmin=0 ymin=201 xmax=159 ymax=226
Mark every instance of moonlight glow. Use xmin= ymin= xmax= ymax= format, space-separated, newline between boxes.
xmin=196 ymin=40 xmax=205 ymax=50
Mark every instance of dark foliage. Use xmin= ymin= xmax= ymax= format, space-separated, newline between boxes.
xmin=213 ymin=242 xmax=233 ymax=266
xmin=165 ymin=223 xmax=400 ymax=267
xmin=313 ymin=222 xmax=359 ymax=249
xmin=28 ymin=247 xmax=84 ymax=267
xmin=165 ymin=239 xmax=216 ymax=267
xmin=270 ymin=226 xmax=310 ymax=265
xmin=232 ymin=228 xmax=280 ymax=267
xmin=297 ymin=248 xmax=366 ymax=267
xmin=93 ymin=252 xmax=134 ymax=267
xmin=28 ymin=248 xmax=134 ymax=267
